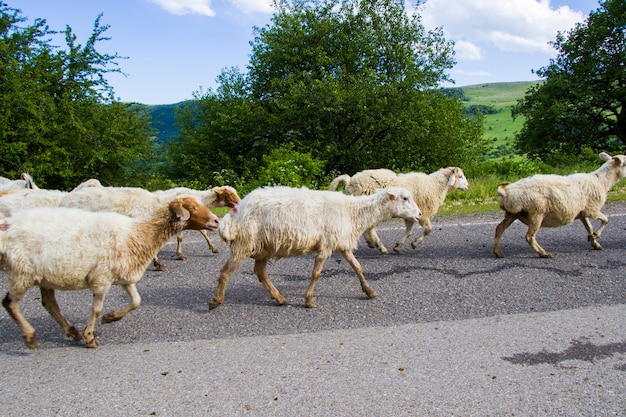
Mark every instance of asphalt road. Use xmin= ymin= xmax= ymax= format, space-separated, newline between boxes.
xmin=0 ymin=204 xmax=625 ymax=416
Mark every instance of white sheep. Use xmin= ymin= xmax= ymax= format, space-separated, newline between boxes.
xmin=0 ymin=178 xmax=103 ymax=218
xmin=59 ymin=185 xmax=240 ymax=269
xmin=0 ymin=173 xmax=39 ymax=192
xmin=0 ymin=197 xmax=219 ymax=349
xmin=209 ymin=185 xmax=421 ymax=309
xmin=329 ymin=167 xmax=469 ymax=253
xmin=493 ymin=152 xmax=626 ymax=258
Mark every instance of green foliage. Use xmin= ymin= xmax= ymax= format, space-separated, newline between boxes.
xmin=166 ymin=0 xmax=486 ymax=186
xmin=512 ymin=0 xmax=626 ymax=162
xmin=239 ymin=145 xmax=325 ymax=194
xmin=466 ymin=157 xmax=550 ymax=181
xmin=0 ymin=4 xmax=156 ymax=189
xmin=464 ymin=104 xmax=498 ymax=117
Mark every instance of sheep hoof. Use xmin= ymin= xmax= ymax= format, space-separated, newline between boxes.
xmin=539 ymin=252 xmax=554 ymax=258
xmin=494 ymin=251 xmax=504 ymax=258
xmin=177 ymin=253 xmax=187 ymax=260
xmin=588 ymin=236 xmax=603 ymax=250
xmin=101 ymin=312 xmax=122 ymax=324
xmin=393 ymin=245 xmax=402 ymax=253
xmin=305 ymin=300 xmax=317 ymax=308
xmin=85 ymin=338 xmax=99 ymax=348
xmin=210 ymin=247 xmax=220 ymax=254
xmin=275 ymin=296 xmax=287 ymax=306
xmin=208 ymin=300 xmax=222 ymax=310
xmin=379 ymin=247 xmax=389 ymax=254
xmin=24 ymin=334 xmax=38 ymax=349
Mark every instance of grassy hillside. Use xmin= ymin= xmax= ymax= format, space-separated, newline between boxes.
xmin=458 ymin=81 xmax=538 ymax=159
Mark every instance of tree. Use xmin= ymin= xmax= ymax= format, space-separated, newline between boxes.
xmin=512 ymin=0 xmax=626 ymax=162
xmin=0 ymin=4 xmax=155 ymax=189
xmin=169 ymin=0 xmax=485 ymax=186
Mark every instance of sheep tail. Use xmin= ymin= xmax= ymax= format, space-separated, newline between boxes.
xmin=328 ymin=174 xmax=351 ymax=191
xmin=497 ymin=182 xmax=509 ymax=198
xmin=497 ymin=182 xmax=512 ymax=211
xmin=218 ymin=212 xmax=237 ymax=243
xmin=0 ymin=219 xmax=8 ymax=257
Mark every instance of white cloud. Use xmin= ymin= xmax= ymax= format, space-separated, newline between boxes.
xmin=229 ymin=0 xmax=274 ymax=14
xmin=149 ymin=0 xmax=215 ymax=16
xmin=421 ymin=0 xmax=586 ymax=55
xmin=454 ymin=40 xmax=484 ymax=60
xmin=149 ymin=0 xmax=274 ymax=16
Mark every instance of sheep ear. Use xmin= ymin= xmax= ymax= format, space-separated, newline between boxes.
xmin=447 ymin=175 xmax=456 ymax=186
xmin=599 ymin=152 xmax=611 ymax=161
xmin=171 ymin=202 xmax=191 ymax=221
xmin=386 ymin=189 xmax=399 ymax=200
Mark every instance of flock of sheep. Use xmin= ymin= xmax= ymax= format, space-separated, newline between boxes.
xmin=0 ymin=152 xmax=624 ymax=349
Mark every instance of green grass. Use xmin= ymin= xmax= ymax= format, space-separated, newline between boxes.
xmin=460 ymin=81 xmax=537 ymax=158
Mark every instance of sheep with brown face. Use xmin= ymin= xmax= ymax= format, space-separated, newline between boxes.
xmin=153 ymin=185 xmax=241 ymax=259
xmin=0 ymin=197 xmax=218 ymax=349
xmin=493 ymin=152 xmax=626 ymax=258
xmin=59 ymin=185 xmax=240 ymax=270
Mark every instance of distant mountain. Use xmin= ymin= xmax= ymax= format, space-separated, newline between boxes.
xmin=147 ymin=102 xmax=186 ymax=143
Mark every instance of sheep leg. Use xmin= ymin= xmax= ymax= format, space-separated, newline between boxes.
xmin=410 ymin=219 xmax=431 ymax=249
xmin=2 ymin=291 xmax=38 ymax=349
xmin=40 ymin=288 xmax=82 ymax=341
xmin=579 ymin=216 xmax=604 ymax=250
xmin=363 ymin=227 xmax=377 ymax=248
xmin=254 ymin=258 xmax=286 ymax=306
xmin=199 ymin=229 xmax=220 ymax=253
xmin=493 ymin=212 xmax=518 ymax=258
xmin=525 ymin=219 xmax=552 ymax=258
xmin=303 ymin=253 xmax=329 ymax=308
xmin=592 ymin=213 xmax=609 ymax=238
xmin=364 ymin=227 xmax=389 ymax=254
xmin=209 ymin=258 xmax=243 ymax=310
xmin=177 ymin=230 xmax=220 ymax=260
xmin=340 ymin=249 xmax=378 ymax=299
xmin=84 ymin=290 xmax=107 ymax=348
xmin=176 ymin=232 xmax=187 ymax=260
xmin=101 ymin=284 xmax=142 ymax=324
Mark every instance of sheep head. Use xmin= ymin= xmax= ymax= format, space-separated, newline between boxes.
xmin=171 ymin=197 xmax=219 ymax=232
xmin=211 ymin=186 xmax=241 ymax=208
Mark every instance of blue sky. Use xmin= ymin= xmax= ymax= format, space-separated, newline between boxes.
xmin=8 ymin=0 xmax=599 ymax=104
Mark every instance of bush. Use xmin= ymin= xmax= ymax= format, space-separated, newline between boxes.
xmin=240 ymin=145 xmax=325 ymax=195
xmin=466 ymin=157 xmax=550 ymax=181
